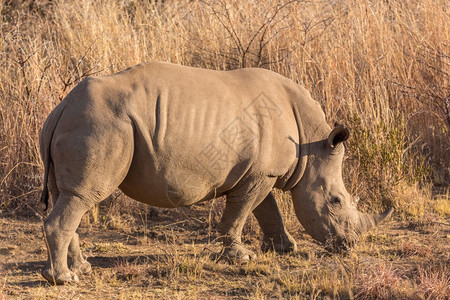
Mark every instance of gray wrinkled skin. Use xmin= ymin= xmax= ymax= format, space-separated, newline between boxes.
xmin=39 ymin=62 xmax=392 ymax=284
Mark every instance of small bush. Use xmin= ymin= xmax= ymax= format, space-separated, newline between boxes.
xmin=354 ymin=262 xmax=409 ymax=299
xmin=347 ymin=112 xmax=430 ymax=213
xmin=415 ymin=264 xmax=450 ymax=300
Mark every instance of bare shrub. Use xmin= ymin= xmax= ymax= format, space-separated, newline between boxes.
xmin=113 ymin=257 xmax=150 ymax=282
xmin=414 ymin=264 xmax=450 ymax=300
xmin=354 ymin=262 xmax=409 ymax=299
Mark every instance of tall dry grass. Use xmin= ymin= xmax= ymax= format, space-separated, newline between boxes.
xmin=0 ymin=0 xmax=448 ymax=219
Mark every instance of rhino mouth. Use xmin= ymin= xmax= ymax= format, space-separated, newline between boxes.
xmin=322 ymin=234 xmax=358 ymax=253
xmin=322 ymin=207 xmax=395 ymax=253
xmin=302 ymin=224 xmax=358 ymax=253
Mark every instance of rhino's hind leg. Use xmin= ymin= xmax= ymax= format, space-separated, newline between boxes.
xmin=42 ymin=193 xmax=90 ymax=284
xmin=68 ymin=232 xmax=91 ymax=275
xmin=47 ymin=169 xmax=91 ymax=276
xmin=41 ymin=117 xmax=133 ymax=284
xmin=220 ymin=177 xmax=276 ymax=263
xmin=253 ymin=192 xmax=297 ymax=253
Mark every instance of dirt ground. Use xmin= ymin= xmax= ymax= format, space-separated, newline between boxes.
xmin=0 ymin=197 xmax=449 ymax=299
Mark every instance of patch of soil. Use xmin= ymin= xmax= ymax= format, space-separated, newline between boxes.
xmin=1 ymin=202 xmax=449 ymax=299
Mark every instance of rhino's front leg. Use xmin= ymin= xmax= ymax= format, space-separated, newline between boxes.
xmin=253 ymin=192 xmax=297 ymax=253
xmin=220 ymin=178 xmax=275 ymax=263
xmin=220 ymin=200 xmax=257 ymax=262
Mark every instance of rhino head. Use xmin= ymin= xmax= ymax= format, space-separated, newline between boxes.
xmin=291 ymin=125 xmax=393 ymax=251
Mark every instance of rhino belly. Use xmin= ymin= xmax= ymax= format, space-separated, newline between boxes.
xmin=118 ymin=162 xmax=221 ymax=208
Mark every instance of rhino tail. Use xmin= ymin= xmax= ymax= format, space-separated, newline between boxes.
xmin=40 ymin=177 xmax=49 ymax=211
xmin=40 ymin=102 xmax=65 ymax=211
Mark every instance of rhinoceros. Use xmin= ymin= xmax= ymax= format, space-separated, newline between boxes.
xmin=39 ymin=61 xmax=392 ymax=284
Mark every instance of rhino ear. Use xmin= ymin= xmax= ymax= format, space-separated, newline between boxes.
xmin=327 ymin=124 xmax=350 ymax=148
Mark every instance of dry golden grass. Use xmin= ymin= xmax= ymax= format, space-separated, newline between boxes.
xmin=1 ymin=0 xmax=448 ymax=214
xmin=0 ymin=0 xmax=449 ymax=298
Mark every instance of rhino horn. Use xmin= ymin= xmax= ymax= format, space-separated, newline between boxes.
xmin=373 ymin=207 xmax=394 ymax=225
xmin=357 ymin=207 xmax=394 ymax=234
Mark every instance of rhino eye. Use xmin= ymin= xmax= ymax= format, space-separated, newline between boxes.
xmin=332 ymin=197 xmax=341 ymax=205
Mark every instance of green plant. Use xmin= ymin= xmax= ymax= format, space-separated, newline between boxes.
xmin=347 ymin=112 xmax=430 ymax=212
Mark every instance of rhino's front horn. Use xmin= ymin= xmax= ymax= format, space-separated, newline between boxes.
xmin=357 ymin=207 xmax=394 ymax=234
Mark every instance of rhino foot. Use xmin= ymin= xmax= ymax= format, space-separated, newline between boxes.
xmin=223 ymin=243 xmax=257 ymax=263
xmin=42 ymin=266 xmax=79 ymax=285
xmin=69 ymin=260 xmax=92 ymax=275
xmin=261 ymin=231 xmax=297 ymax=254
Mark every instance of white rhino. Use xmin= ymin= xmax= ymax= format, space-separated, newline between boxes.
xmin=39 ymin=61 xmax=392 ymax=284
